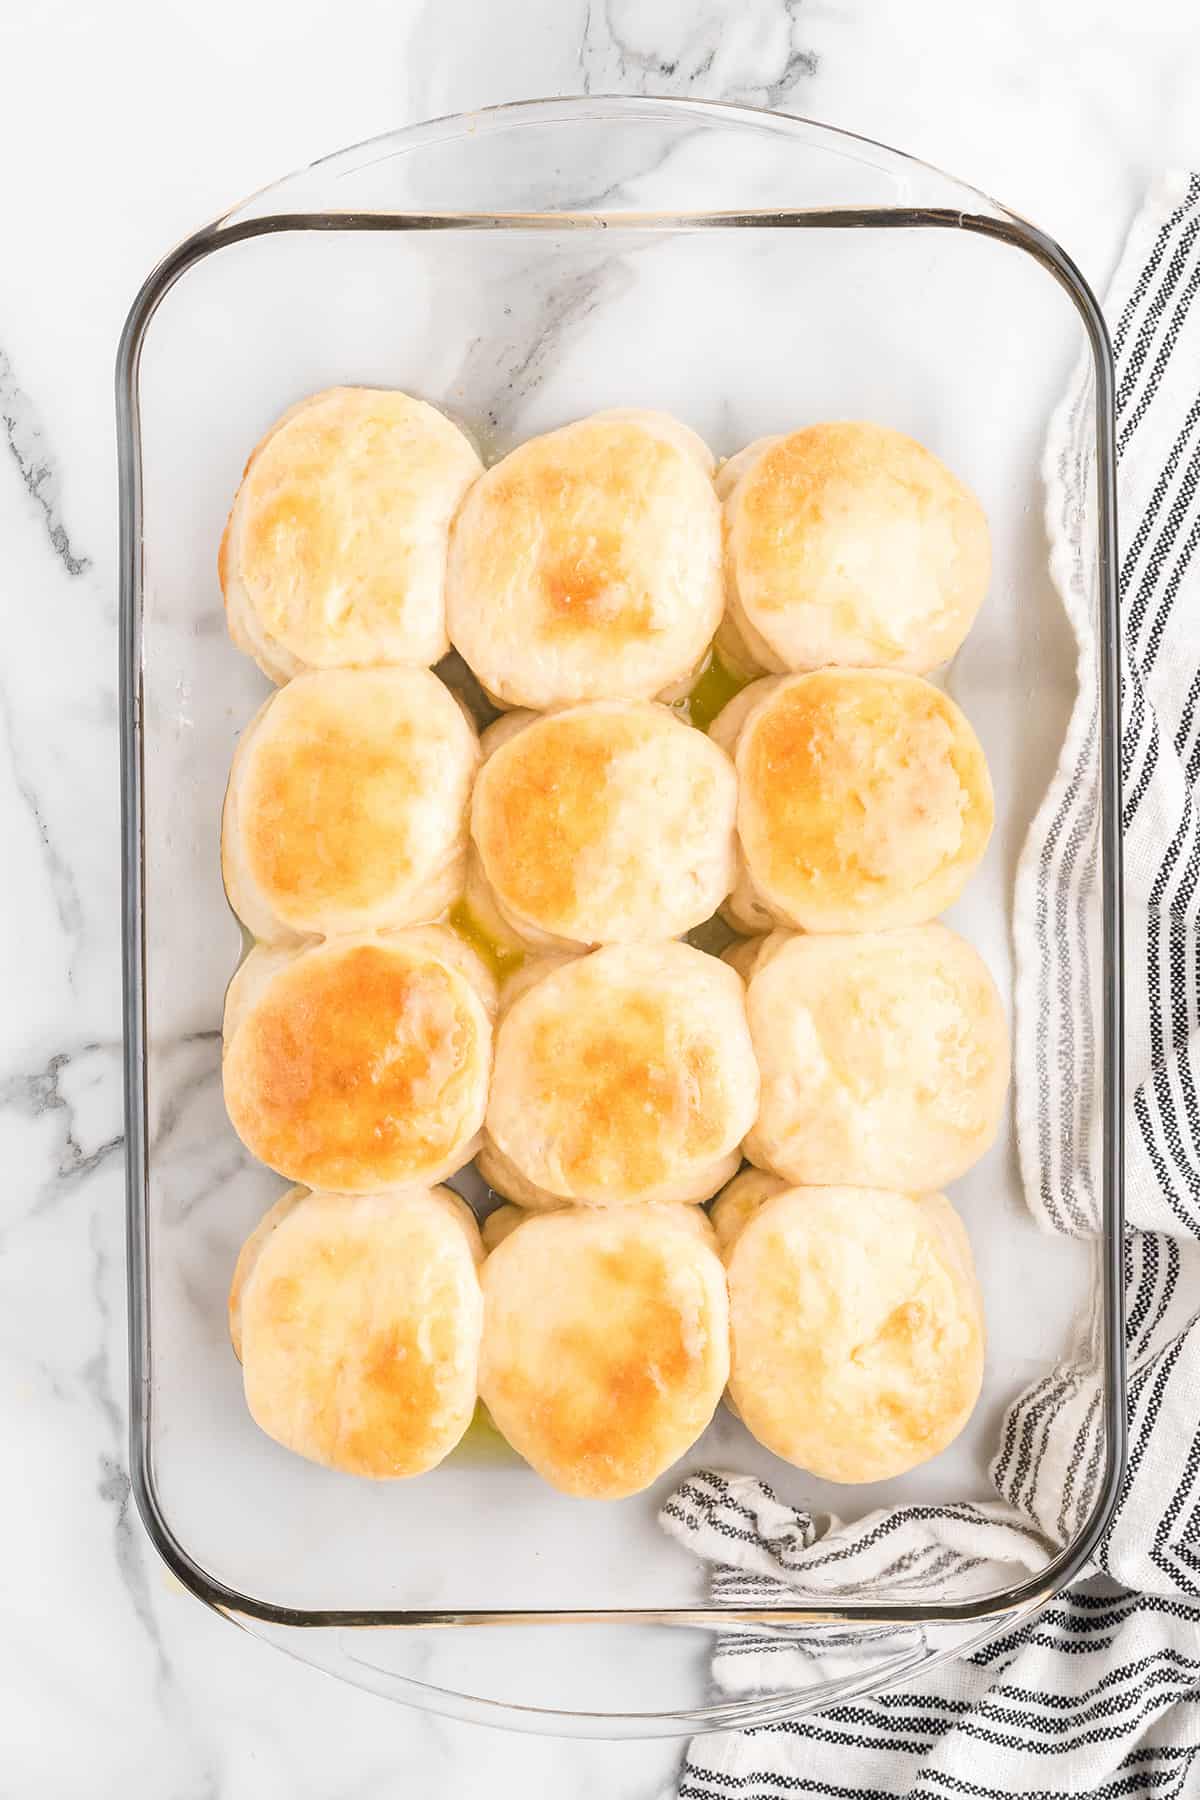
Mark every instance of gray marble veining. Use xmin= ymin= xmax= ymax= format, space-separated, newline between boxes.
xmin=2 ymin=0 xmax=1197 ymax=1793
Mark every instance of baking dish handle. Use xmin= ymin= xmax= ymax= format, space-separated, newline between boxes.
xmin=232 ymin=1614 xmax=1014 ymax=1740
xmin=219 ymin=95 xmax=1017 ymax=229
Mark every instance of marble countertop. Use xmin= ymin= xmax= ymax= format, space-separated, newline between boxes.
xmin=2 ymin=1 xmax=1195 ymax=1793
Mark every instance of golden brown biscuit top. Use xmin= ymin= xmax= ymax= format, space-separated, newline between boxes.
xmin=730 ymin=422 xmax=990 ymax=668
xmin=479 ymin=426 xmax=681 ymax=642
xmin=237 ymin=1188 xmax=481 ymax=1478
xmin=529 ymin=993 xmax=724 ymax=1187
xmin=224 ymin=940 xmax=488 ymax=1189
xmin=488 ymin=947 xmax=744 ymax=1201
xmin=744 ymin=926 xmax=1010 ymax=1186
xmin=480 ymin=1210 xmax=726 ymax=1495
xmin=258 ymin=1224 xmax=442 ymax=1472
xmin=476 ymin=710 xmax=614 ymax=926
xmin=472 ymin=702 xmax=731 ymax=940
xmin=727 ymin=1187 xmax=983 ymax=1479
xmin=738 ymin=670 xmax=992 ymax=924
xmin=228 ymin=1186 xmax=307 ymax=1361
xmin=229 ymin=388 xmax=479 ymax=667
xmin=447 ymin=414 xmax=722 ymax=709
xmin=527 ymin=1240 xmax=693 ymax=1464
xmin=236 ymin=671 xmax=472 ymax=928
xmin=747 ymin=1241 xmax=969 ymax=1448
xmin=739 ymin=428 xmax=948 ymax=593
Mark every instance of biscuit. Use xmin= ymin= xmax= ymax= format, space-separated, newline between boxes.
xmin=719 ymin=937 xmax=769 ymax=983
xmin=708 ymin=679 xmax=781 ymax=935
xmin=230 ymin=1185 xmax=483 ymax=1477
xmin=475 ymin=1135 xmax=576 ymax=1212
xmin=446 ymin=409 xmax=723 ymax=708
xmin=480 ymin=1203 xmax=532 ymax=1251
xmin=725 ymin=1186 xmax=984 ymax=1482
xmin=222 ymin=667 xmax=478 ymax=941
xmin=479 ymin=1207 xmax=729 ymax=1497
xmin=227 ymin=1186 xmax=308 ymax=1361
xmin=717 ymin=422 xmax=990 ymax=678
xmin=478 ymin=1138 xmax=736 ymax=1225
xmin=709 ymin=1166 xmax=786 ymax=1253
xmin=222 ymin=928 xmax=495 ymax=1191
xmin=722 ymin=669 xmax=993 ymax=932
xmin=221 ymin=387 xmax=481 ymax=682
xmin=470 ymin=701 xmax=737 ymax=948
xmin=484 ymin=943 xmax=758 ymax=1206
xmin=745 ymin=925 xmax=1009 ymax=1190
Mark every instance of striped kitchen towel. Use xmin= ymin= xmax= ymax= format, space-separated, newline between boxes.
xmin=662 ymin=172 xmax=1200 ymax=1798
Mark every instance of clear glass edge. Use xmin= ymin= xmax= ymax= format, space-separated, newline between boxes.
xmin=115 ymin=96 xmax=1125 ymax=1726
xmin=222 ymin=95 xmax=1017 ymax=228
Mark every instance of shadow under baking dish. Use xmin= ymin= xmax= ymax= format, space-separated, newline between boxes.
xmin=118 ymin=96 xmax=1123 ymax=1734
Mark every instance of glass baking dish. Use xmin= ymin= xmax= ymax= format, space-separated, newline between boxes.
xmin=118 ymin=96 xmax=1123 ymax=1737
